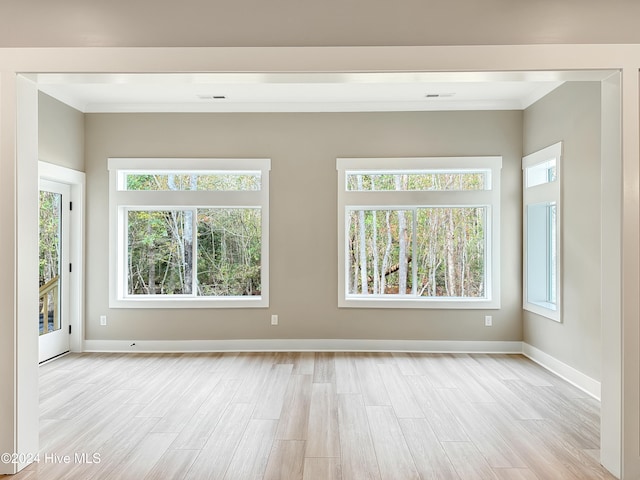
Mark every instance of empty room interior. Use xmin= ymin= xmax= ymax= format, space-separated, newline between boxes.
xmin=1 ymin=68 xmax=621 ymax=479
xmin=3 ymin=2 xmax=640 ymax=479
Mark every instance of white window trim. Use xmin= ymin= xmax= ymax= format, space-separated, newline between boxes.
xmin=108 ymin=157 xmax=270 ymax=308
xmin=522 ymin=142 xmax=562 ymax=321
xmin=336 ymin=156 xmax=502 ymax=309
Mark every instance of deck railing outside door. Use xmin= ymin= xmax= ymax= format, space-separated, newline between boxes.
xmin=39 ymin=275 xmax=59 ymax=335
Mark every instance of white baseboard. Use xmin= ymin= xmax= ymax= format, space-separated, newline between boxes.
xmin=522 ymin=342 xmax=601 ymax=400
xmin=83 ymin=338 xmax=523 ymax=354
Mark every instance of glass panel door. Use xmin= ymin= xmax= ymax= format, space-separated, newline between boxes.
xmin=39 ymin=179 xmax=70 ymax=362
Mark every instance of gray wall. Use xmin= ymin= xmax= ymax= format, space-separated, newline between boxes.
xmin=48 ymin=82 xmax=604 ymax=381
xmin=38 ymin=92 xmax=84 ymax=171
xmin=523 ymin=82 xmax=602 ymax=380
xmin=84 ymin=111 xmax=523 ymax=342
xmin=2 ymin=0 xmax=640 ymax=47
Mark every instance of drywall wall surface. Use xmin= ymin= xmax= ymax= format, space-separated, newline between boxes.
xmin=84 ymin=110 xmax=523 ymax=342
xmin=2 ymin=0 xmax=640 ymax=47
xmin=39 ymin=92 xmax=84 ymax=171
xmin=523 ymin=82 xmax=602 ymax=380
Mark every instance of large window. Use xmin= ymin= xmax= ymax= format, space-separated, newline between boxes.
xmin=337 ymin=157 xmax=502 ymax=308
xmin=522 ymin=143 xmax=561 ymax=321
xmin=108 ymin=158 xmax=270 ymax=308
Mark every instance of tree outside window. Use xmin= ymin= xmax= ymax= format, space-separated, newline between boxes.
xmin=337 ymin=157 xmax=501 ymax=309
xmin=108 ymin=158 xmax=270 ymax=308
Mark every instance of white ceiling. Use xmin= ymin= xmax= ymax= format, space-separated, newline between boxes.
xmin=34 ymin=71 xmax=613 ymax=113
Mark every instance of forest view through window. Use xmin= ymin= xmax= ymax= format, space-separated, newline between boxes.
xmin=347 ymin=206 xmax=486 ymax=297
xmin=109 ymin=158 xmax=270 ymax=308
xmin=126 ymin=208 xmax=261 ymax=296
xmin=337 ymin=157 xmax=502 ymax=309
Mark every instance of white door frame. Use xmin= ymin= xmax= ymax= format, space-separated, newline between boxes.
xmin=39 ymin=161 xmax=85 ymax=355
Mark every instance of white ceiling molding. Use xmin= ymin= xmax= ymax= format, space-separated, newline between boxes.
xmin=34 ymin=70 xmax=613 ymax=113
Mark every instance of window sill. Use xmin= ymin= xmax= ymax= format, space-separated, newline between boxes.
xmin=340 ymin=295 xmax=500 ymax=309
xmin=109 ymin=296 xmax=268 ymax=309
xmin=524 ymin=301 xmax=560 ymax=322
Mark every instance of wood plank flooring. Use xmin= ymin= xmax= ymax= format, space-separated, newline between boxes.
xmin=3 ymin=352 xmax=616 ymax=480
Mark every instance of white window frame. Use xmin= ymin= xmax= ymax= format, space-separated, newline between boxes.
xmin=522 ymin=142 xmax=562 ymax=321
xmin=108 ymin=157 xmax=270 ymax=308
xmin=337 ymin=156 xmax=502 ymax=309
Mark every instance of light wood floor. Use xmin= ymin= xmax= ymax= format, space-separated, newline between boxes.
xmin=4 ymin=352 xmax=616 ymax=480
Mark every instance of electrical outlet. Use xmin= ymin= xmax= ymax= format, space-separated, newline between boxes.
xmin=100 ymin=315 xmax=107 ymax=326
xmin=271 ymin=314 xmax=278 ymax=326
xmin=484 ymin=315 xmax=492 ymax=327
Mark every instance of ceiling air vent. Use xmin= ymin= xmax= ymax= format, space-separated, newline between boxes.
xmin=425 ymin=93 xmax=455 ymax=98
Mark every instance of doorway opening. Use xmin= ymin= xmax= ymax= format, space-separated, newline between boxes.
xmin=38 ymin=161 xmax=86 ymax=362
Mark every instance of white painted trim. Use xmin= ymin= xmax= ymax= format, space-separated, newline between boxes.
xmin=522 ymin=343 xmax=601 ymax=400
xmin=84 ymin=338 xmax=523 ymax=354
xmin=13 ymin=73 xmax=40 ymax=475
xmin=599 ymin=71 xmax=622 ymax=479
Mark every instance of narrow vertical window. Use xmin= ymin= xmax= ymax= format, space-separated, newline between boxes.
xmin=523 ymin=143 xmax=562 ymax=321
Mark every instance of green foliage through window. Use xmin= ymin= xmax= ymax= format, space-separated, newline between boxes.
xmin=125 ymin=172 xmax=260 ymax=191
xmin=110 ymin=158 xmax=270 ymax=306
xmin=127 ymin=209 xmax=261 ymax=297
xmin=347 ymin=171 xmax=486 ymax=191
xmin=338 ymin=158 xmax=501 ymax=306
xmin=39 ymin=191 xmax=61 ymax=287
xmin=348 ymin=207 xmax=485 ymax=297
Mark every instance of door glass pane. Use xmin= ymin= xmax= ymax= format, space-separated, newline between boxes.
xmin=39 ymin=190 xmax=62 ymax=335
